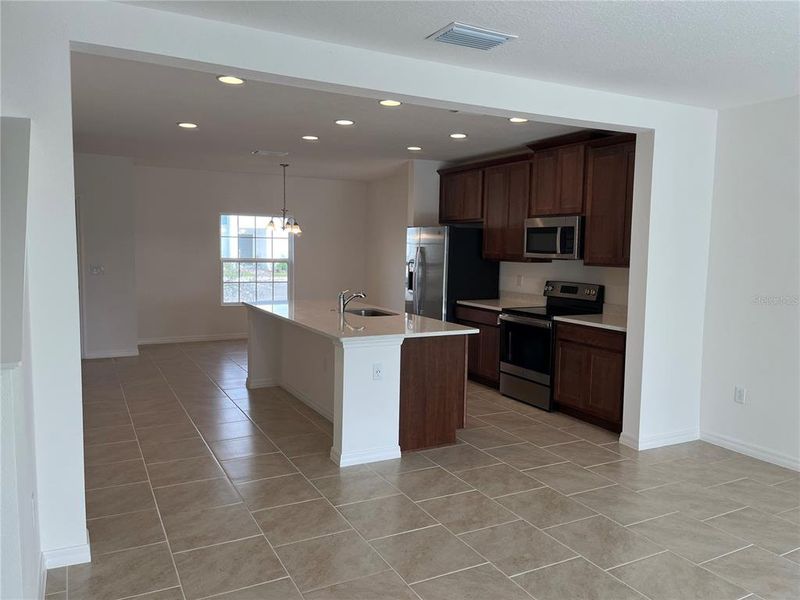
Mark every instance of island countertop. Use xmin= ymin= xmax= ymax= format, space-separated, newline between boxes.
xmin=244 ymin=300 xmax=478 ymax=342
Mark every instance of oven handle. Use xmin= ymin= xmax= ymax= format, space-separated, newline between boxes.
xmin=499 ymin=314 xmax=552 ymax=329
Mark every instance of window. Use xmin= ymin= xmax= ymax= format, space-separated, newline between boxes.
xmin=220 ymin=214 xmax=290 ymax=305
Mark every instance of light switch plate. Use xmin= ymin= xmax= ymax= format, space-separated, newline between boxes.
xmin=734 ymin=385 xmax=747 ymax=405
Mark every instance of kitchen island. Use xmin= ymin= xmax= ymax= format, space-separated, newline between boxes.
xmin=244 ymin=301 xmax=477 ymax=466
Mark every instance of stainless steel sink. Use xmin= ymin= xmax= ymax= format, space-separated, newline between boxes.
xmin=344 ymin=308 xmax=398 ymax=317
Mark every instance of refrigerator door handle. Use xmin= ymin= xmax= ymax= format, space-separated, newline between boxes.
xmin=406 ymin=259 xmax=415 ymax=291
xmin=413 ymin=246 xmax=424 ymax=314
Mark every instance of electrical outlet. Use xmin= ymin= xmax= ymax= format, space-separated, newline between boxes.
xmin=734 ymin=386 xmax=747 ymax=405
xmin=515 ymin=274 xmax=523 ymax=288
xmin=372 ymin=363 xmax=383 ymax=381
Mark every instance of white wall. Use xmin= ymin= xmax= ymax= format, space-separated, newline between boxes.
xmin=133 ymin=165 xmax=369 ymax=343
xmin=700 ymin=96 xmax=800 ymax=469
xmin=1 ymin=118 xmax=41 ymax=600
xmin=500 ymin=262 xmax=629 ymax=307
xmin=408 ymin=160 xmax=445 ymax=227
xmin=365 ymin=163 xmax=410 ymax=312
xmin=1 ymin=118 xmax=30 ymax=365
xmin=75 ymin=154 xmax=138 ymax=358
xmin=1 ymin=0 xmax=720 ymax=569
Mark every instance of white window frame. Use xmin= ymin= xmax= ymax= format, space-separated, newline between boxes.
xmin=219 ymin=213 xmax=294 ymax=307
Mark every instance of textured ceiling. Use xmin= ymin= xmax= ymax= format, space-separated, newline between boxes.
xmin=129 ymin=0 xmax=799 ymax=109
xmin=71 ymin=53 xmax=579 ymax=181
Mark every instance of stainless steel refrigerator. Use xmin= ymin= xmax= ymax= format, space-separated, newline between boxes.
xmin=405 ymin=226 xmax=499 ymax=321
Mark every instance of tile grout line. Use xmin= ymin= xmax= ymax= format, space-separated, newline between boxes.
xmin=508 ymin=555 xmax=581 ymax=578
xmin=154 ymin=345 xmax=307 ymax=600
xmin=194 ymin=576 xmax=292 ymax=600
xmin=167 ymin=345 xmax=411 ymax=599
xmin=117 ymin=367 xmax=189 ymax=600
xmin=370 ymin=448 xmax=551 ymax=599
xmin=698 ymin=543 xmax=755 ymax=565
xmin=157 ymin=346 xmax=310 ymax=598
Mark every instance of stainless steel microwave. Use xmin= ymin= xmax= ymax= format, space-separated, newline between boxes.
xmin=523 ymin=216 xmax=582 ymax=260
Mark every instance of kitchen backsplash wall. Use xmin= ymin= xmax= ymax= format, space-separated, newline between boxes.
xmin=500 ymin=261 xmax=630 ymax=307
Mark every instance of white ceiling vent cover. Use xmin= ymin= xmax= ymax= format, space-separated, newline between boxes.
xmin=427 ymin=22 xmax=517 ymax=50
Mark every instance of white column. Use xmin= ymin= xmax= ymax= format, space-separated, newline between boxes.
xmin=245 ymin=308 xmax=282 ymax=388
xmin=330 ymin=336 xmax=404 ymax=466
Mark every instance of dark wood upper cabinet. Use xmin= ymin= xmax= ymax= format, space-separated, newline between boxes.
xmin=554 ymin=322 xmax=625 ymax=432
xmin=482 ymin=161 xmax=531 ymax=261
xmin=584 ymin=141 xmax=636 ymax=267
xmin=440 ymin=169 xmax=483 ymax=223
xmin=529 ymin=144 xmax=585 ymax=216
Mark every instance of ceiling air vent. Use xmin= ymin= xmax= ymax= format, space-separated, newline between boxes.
xmin=427 ymin=22 xmax=517 ymax=51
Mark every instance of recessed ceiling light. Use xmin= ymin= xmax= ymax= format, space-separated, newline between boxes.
xmin=407 ymin=146 xmax=423 ymax=152
xmin=450 ymin=133 xmax=467 ymax=139
xmin=335 ymin=119 xmax=355 ymax=126
xmin=302 ymin=135 xmax=319 ymax=141
xmin=177 ymin=122 xmax=198 ymax=129
xmin=508 ymin=117 xmax=528 ymax=123
xmin=217 ymin=75 xmax=245 ymax=85
xmin=379 ymin=99 xmax=402 ymax=107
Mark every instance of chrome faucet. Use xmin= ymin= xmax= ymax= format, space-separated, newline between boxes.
xmin=337 ymin=289 xmax=366 ymax=313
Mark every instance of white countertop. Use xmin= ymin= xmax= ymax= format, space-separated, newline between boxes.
xmin=245 ymin=301 xmax=478 ymax=342
xmin=553 ymin=313 xmax=627 ymax=333
xmin=456 ymin=295 xmax=546 ymax=312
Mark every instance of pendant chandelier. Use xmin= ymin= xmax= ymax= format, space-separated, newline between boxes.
xmin=267 ymin=163 xmax=302 ymax=236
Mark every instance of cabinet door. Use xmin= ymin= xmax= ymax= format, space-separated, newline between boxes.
xmin=477 ymin=323 xmax=500 ymax=384
xmin=440 ymin=172 xmax=463 ymax=222
xmin=586 ymin=348 xmax=625 ymax=423
xmin=460 ymin=320 xmax=500 ymax=386
xmin=553 ymin=339 xmax=589 ymax=410
xmin=556 ymin=144 xmax=585 ymax=214
xmin=529 ymin=145 xmax=585 ymax=216
xmin=584 ymin=142 xmax=635 ymax=267
xmin=529 ymin=149 xmax=559 ymax=216
xmin=503 ymin=161 xmax=531 ymax=260
xmin=482 ymin=166 xmax=507 ymax=260
xmin=440 ymin=170 xmax=483 ymax=223
xmin=460 ymin=170 xmax=484 ymax=221
xmin=466 ymin=327 xmax=481 ymax=376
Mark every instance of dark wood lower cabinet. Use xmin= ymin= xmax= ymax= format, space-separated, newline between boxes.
xmin=554 ymin=322 xmax=625 ymax=432
xmin=399 ymin=335 xmax=467 ymax=451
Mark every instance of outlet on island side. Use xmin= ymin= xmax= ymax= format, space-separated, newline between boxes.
xmin=734 ymin=385 xmax=747 ymax=405
xmin=372 ymin=363 xmax=383 ymax=381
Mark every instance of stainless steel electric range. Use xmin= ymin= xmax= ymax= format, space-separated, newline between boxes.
xmin=499 ymin=281 xmax=604 ymax=411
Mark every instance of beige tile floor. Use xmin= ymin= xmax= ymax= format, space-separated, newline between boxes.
xmin=44 ymin=340 xmax=800 ymax=600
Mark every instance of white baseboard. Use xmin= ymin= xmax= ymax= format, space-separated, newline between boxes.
xmin=246 ymin=377 xmax=278 ymax=389
xmin=39 ymin=552 xmax=47 ymax=600
xmin=331 ymin=445 xmax=401 ymax=467
xmin=620 ymin=428 xmax=699 ymax=451
xmin=701 ymin=430 xmax=800 ymax=472
xmin=281 ymin=382 xmax=334 ymax=422
xmin=82 ymin=347 xmax=139 ymax=359
xmin=138 ymin=333 xmax=247 ymax=345
xmin=43 ymin=540 xmax=91 ymax=569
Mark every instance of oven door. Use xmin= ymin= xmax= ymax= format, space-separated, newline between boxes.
xmin=524 ymin=216 xmax=581 ymax=260
xmin=498 ymin=314 xmax=552 ymax=385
